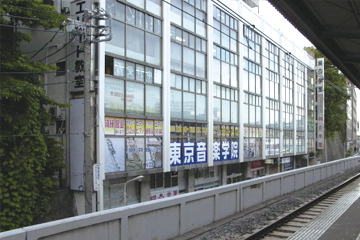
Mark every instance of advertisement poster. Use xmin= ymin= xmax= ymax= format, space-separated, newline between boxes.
xmin=146 ymin=120 xmax=154 ymax=135
xmin=150 ymin=187 xmax=179 ymax=201
xmin=126 ymin=138 xmax=145 ymax=170
xmin=126 ymin=119 xmax=136 ymax=135
xmin=146 ymin=138 xmax=162 ymax=169
xmin=105 ymin=138 xmax=125 ymax=173
xmin=114 ymin=118 xmax=125 ymax=135
xmin=136 ymin=119 xmax=145 ymax=135
xmin=105 ymin=117 xmax=115 ymax=135
xmin=155 ymin=120 xmax=163 ymax=135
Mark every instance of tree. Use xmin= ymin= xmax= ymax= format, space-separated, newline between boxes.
xmin=305 ymin=46 xmax=350 ymax=140
xmin=0 ymin=0 xmax=68 ymax=231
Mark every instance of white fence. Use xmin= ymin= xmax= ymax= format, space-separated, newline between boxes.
xmin=1 ymin=157 xmax=359 ymax=240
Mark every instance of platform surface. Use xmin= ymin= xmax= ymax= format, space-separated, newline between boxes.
xmin=288 ymin=181 xmax=360 ymax=240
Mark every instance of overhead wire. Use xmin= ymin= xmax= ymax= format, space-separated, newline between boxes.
xmin=0 ymin=1 xmax=319 ymax=139
xmin=0 ymin=23 xmax=66 ymax=32
xmin=0 ymin=70 xmax=66 ymax=75
xmin=48 ymin=49 xmax=78 ymax=65
xmin=1 ymin=1 xmax=314 ymax=81
xmin=37 ymin=34 xmax=77 ymax=63
xmin=30 ymin=21 xmax=68 ymax=59
xmin=0 ymin=133 xmax=84 ymax=138
xmin=0 ymin=3 xmax=79 ymax=18
xmin=0 ymin=81 xmax=69 ymax=89
xmin=0 ymin=13 xmax=64 ymax=25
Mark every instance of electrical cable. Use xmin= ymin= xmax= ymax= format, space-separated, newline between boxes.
xmin=0 ymin=23 xmax=67 ymax=33
xmin=0 ymin=3 xmax=79 ymax=18
xmin=0 ymin=70 xmax=67 ymax=75
xmin=0 ymin=81 xmax=69 ymax=89
xmin=0 ymin=13 xmax=64 ymax=25
xmin=30 ymin=21 xmax=68 ymax=59
xmin=0 ymin=133 xmax=84 ymax=138
xmin=47 ymin=49 xmax=78 ymax=65
xmin=37 ymin=34 xmax=77 ymax=63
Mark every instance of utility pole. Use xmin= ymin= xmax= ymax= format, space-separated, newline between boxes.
xmin=84 ymin=9 xmax=94 ymax=214
xmin=82 ymin=5 xmax=112 ymax=213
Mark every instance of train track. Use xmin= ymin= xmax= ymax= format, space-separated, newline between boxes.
xmin=243 ymin=173 xmax=360 ymax=240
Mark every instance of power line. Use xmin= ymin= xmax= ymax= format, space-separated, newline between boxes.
xmin=48 ymin=49 xmax=78 ymax=65
xmin=0 ymin=81 xmax=69 ymax=89
xmin=0 ymin=133 xmax=84 ymax=139
xmin=0 ymin=3 xmax=63 ymax=14
xmin=30 ymin=21 xmax=68 ymax=60
xmin=37 ymin=35 xmax=77 ymax=63
xmin=0 ymin=70 xmax=67 ymax=75
xmin=0 ymin=13 xmax=64 ymax=25
xmin=0 ymin=23 xmax=67 ymax=33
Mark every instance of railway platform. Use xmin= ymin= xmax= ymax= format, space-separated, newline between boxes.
xmin=288 ymin=179 xmax=360 ymax=240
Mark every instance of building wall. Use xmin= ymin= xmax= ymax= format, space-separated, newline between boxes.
xmin=26 ymin=0 xmax=315 ymax=213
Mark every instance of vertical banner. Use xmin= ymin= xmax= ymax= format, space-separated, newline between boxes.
xmin=70 ymin=98 xmax=85 ymax=191
xmin=315 ymin=58 xmax=325 ymax=149
xmin=69 ymin=1 xmax=91 ymax=92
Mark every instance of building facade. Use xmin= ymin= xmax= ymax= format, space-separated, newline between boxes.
xmin=346 ymin=80 xmax=357 ymax=154
xmin=25 ymin=0 xmax=315 ymax=214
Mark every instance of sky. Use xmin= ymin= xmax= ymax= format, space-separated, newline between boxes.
xmin=258 ymin=0 xmax=313 ymax=48
xmin=258 ymin=0 xmax=360 ymax=130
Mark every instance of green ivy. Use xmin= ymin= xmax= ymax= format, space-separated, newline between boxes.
xmin=0 ymin=0 xmax=68 ymax=232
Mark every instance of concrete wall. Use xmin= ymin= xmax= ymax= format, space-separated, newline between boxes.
xmin=1 ymin=157 xmax=359 ymax=240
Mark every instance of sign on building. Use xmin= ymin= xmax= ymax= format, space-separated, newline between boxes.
xmin=315 ymin=58 xmax=325 ymax=149
xmin=69 ymin=1 xmax=91 ymax=92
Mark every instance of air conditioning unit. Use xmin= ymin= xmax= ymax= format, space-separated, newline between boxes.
xmin=49 ymin=106 xmax=63 ymax=119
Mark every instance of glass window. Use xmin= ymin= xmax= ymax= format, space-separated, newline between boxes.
xmin=171 ymin=43 xmax=182 ymax=71
xmin=146 ymin=15 xmax=154 ymax=32
xmin=127 ymin=0 xmax=144 ymax=9
xmin=154 ymin=18 xmax=162 ymax=35
xmin=222 ymin=100 xmax=230 ymax=123
xmin=213 ymin=98 xmax=221 ymax=122
xmin=126 ymin=138 xmax=145 ymax=171
xmin=106 ymin=21 xmax=125 ymax=55
xmin=146 ymin=33 xmax=161 ymax=66
xmin=213 ymin=59 xmax=221 ymax=83
xmin=231 ymin=101 xmax=238 ymax=123
xmin=221 ymin=62 xmax=229 ymax=85
xmin=114 ymin=59 xmax=125 ymax=77
xmin=146 ymin=85 xmax=161 ymax=116
xmin=183 ymin=47 xmax=195 ymax=75
xmin=146 ymin=0 xmax=161 ymax=16
xmin=136 ymin=64 xmax=145 ymax=81
xmin=196 ymin=95 xmax=206 ymax=120
xmin=171 ymin=42 xmax=182 ymax=72
xmin=126 ymin=26 xmax=144 ymax=61
xmin=126 ymin=6 xmax=136 ymax=25
xmin=136 ymin=10 xmax=144 ymax=28
xmin=126 ymin=62 xmax=135 ymax=80
xmin=126 ymin=82 xmax=144 ymax=114
xmin=183 ymin=4 xmax=195 ymax=32
xmin=183 ymin=92 xmax=195 ymax=119
xmin=170 ymin=1 xmax=181 ymax=25
xmin=105 ymin=78 xmax=125 ymax=115
xmin=196 ymin=52 xmax=205 ymax=78
xmin=171 ymin=90 xmax=182 ymax=118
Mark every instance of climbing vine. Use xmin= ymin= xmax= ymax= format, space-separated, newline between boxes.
xmin=0 ymin=0 xmax=68 ymax=231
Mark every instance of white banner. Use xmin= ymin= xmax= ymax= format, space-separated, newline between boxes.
xmin=316 ymin=58 xmax=325 ymax=149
